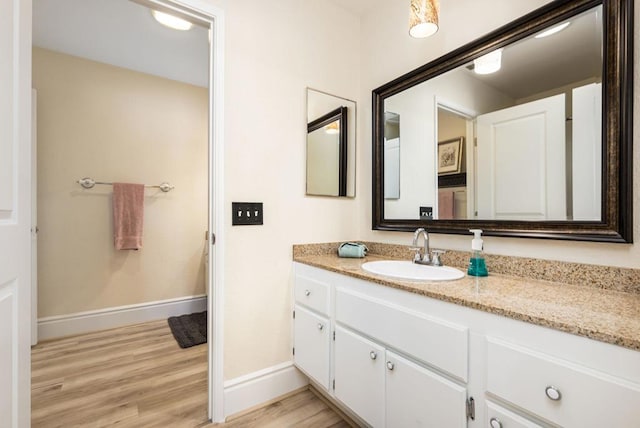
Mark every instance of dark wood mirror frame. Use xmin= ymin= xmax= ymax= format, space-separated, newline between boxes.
xmin=308 ymin=106 xmax=348 ymax=196
xmin=372 ymin=0 xmax=633 ymax=243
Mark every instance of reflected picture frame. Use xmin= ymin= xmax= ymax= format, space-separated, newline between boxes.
xmin=437 ymin=137 xmax=463 ymax=175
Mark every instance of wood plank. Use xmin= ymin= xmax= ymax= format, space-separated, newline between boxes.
xmin=32 ymin=320 xmax=350 ymax=427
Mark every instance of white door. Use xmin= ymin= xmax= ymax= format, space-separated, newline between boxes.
xmin=334 ymin=326 xmax=385 ymax=427
xmin=385 ymin=350 xmax=467 ymax=427
xmin=476 ymin=94 xmax=566 ymax=220
xmin=0 ymin=0 xmax=32 ymax=425
xmin=384 ymin=138 xmax=400 ymax=199
xmin=572 ymin=83 xmax=602 ymax=221
xmin=292 ymin=305 xmax=331 ymax=389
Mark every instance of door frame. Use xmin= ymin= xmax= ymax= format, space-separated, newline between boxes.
xmin=3 ymin=0 xmax=32 ymax=425
xmin=26 ymin=0 xmax=226 ymax=423
xmin=434 ymin=97 xmax=477 ymax=220
xmin=141 ymin=2 xmax=226 ymax=422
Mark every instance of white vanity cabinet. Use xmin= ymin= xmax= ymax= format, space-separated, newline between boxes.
xmin=385 ymin=349 xmax=467 ymax=427
xmin=333 ymin=326 xmax=385 ymax=427
xmin=333 ymin=325 xmax=467 ymax=428
xmin=485 ymin=337 xmax=640 ymax=427
xmin=293 ymin=305 xmax=330 ymax=389
xmin=485 ymin=401 xmax=543 ymax=428
xmin=292 ymin=262 xmax=640 ymax=428
xmin=293 ymin=271 xmax=331 ymax=390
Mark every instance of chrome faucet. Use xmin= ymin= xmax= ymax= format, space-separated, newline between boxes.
xmin=410 ymin=228 xmax=446 ymax=266
xmin=411 ymin=228 xmax=431 ymax=265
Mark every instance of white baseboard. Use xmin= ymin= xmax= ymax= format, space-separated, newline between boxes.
xmin=223 ymin=361 xmax=309 ymax=418
xmin=38 ymin=294 xmax=207 ymax=341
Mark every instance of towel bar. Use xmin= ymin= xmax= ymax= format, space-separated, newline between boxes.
xmin=76 ymin=177 xmax=174 ymax=192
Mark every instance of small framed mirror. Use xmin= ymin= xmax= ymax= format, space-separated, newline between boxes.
xmin=307 ymin=88 xmax=356 ymax=197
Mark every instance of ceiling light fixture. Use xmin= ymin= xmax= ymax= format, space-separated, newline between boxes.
xmin=152 ymin=10 xmax=193 ymax=31
xmin=409 ymin=0 xmax=439 ymax=38
xmin=534 ymin=21 xmax=571 ymax=39
xmin=473 ymin=49 xmax=503 ymax=75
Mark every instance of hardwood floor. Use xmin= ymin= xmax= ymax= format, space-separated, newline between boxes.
xmin=32 ymin=320 xmax=350 ymax=427
xmin=218 ymin=388 xmax=351 ymax=428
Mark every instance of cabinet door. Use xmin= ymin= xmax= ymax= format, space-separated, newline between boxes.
xmin=293 ymin=305 xmax=330 ymax=389
xmin=486 ymin=337 xmax=640 ymax=427
xmin=334 ymin=326 xmax=385 ymax=427
xmin=386 ymin=350 xmax=467 ymax=428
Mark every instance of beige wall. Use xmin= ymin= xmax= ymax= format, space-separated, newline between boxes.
xmin=196 ymin=0 xmax=640 ymax=383
xmin=33 ymin=47 xmax=208 ymax=318
xmin=205 ymin=0 xmax=361 ymax=379
xmin=358 ymin=0 xmax=640 ymax=268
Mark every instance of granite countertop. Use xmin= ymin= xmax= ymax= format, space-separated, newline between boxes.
xmin=293 ymin=250 xmax=640 ymax=351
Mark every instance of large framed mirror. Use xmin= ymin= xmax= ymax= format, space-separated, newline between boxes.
xmin=372 ymin=0 xmax=633 ymax=242
xmin=307 ymin=88 xmax=357 ymax=197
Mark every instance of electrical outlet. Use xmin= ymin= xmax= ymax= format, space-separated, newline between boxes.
xmin=232 ymin=202 xmax=263 ymax=225
xmin=420 ymin=206 xmax=433 ymax=220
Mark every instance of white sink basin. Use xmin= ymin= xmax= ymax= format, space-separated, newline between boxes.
xmin=361 ymin=260 xmax=465 ymax=281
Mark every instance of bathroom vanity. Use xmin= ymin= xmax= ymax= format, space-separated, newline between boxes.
xmin=291 ymin=250 xmax=640 ymax=427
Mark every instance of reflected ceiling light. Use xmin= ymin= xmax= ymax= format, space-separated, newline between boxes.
xmin=409 ymin=0 xmax=439 ymax=38
xmin=473 ymin=49 xmax=503 ymax=75
xmin=152 ymin=10 xmax=193 ymax=31
xmin=325 ymin=121 xmax=340 ymax=134
xmin=534 ymin=22 xmax=571 ymax=39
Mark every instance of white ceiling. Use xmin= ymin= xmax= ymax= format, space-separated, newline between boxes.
xmin=328 ymin=0 xmax=381 ymax=16
xmin=33 ymin=0 xmax=210 ymax=88
xmin=467 ymin=6 xmax=602 ymax=100
xmin=33 ymin=0 xmax=601 ymax=98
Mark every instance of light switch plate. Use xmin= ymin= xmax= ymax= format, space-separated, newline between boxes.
xmin=420 ymin=206 xmax=433 ymax=220
xmin=232 ymin=202 xmax=263 ymax=225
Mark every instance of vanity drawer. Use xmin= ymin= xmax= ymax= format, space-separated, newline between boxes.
xmin=486 ymin=337 xmax=640 ymax=427
xmin=335 ymin=287 xmax=468 ymax=382
xmin=294 ymin=274 xmax=330 ymax=316
xmin=486 ymin=400 xmax=543 ymax=428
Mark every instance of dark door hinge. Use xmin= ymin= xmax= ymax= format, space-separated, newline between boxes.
xmin=292 ymin=310 xmax=295 ymax=319
xmin=292 ymin=347 xmax=295 ymax=356
xmin=211 ymin=232 xmax=216 ymax=245
xmin=333 ymin=331 xmax=335 ymax=341
xmin=332 ymin=379 xmax=335 ymax=390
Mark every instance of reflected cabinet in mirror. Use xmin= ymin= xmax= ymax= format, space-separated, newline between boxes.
xmin=372 ymin=0 xmax=633 ymax=242
xmin=307 ymin=88 xmax=356 ymax=197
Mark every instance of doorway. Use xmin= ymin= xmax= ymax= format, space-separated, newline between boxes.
xmin=30 ymin=0 xmax=224 ymax=422
xmin=435 ymin=103 xmax=475 ymax=220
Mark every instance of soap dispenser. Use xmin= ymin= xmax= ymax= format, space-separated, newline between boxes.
xmin=468 ymin=229 xmax=488 ymax=277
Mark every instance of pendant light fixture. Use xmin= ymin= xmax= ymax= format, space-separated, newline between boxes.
xmin=409 ymin=0 xmax=439 ymax=38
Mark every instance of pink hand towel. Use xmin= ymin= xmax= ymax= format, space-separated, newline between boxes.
xmin=438 ymin=190 xmax=455 ymax=220
xmin=113 ymin=183 xmax=145 ymax=250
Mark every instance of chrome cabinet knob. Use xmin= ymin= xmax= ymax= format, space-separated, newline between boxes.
xmin=304 ymin=289 xmax=311 ymax=296
xmin=489 ymin=418 xmax=502 ymax=428
xmin=386 ymin=361 xmax=394 ymax=371
xmin=545 ymin=385 xmax=561 ymax=401
xmin=370 ymin=351 xmax=377 ymax=360
xmin=317 ymin=323 xmax=324 ymax=331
